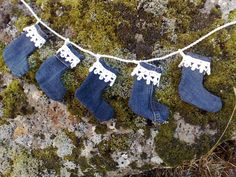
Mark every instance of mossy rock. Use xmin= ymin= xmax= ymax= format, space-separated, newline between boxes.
xmin=0 ymin=79 xmax=33 ymax=118
xmin=1 ymin=0 xmax=236 ymax=176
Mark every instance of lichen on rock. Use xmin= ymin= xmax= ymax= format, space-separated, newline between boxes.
xmin=53 ymin=131 xmax=75 ymax=158
xmin=0 ymin=0 xmax=235 ymax=176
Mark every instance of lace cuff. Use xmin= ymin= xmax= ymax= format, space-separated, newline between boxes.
xmin=131 ymin=64 xmax=162 ymax=86
xmin=57 ymin=44 xmax=81 ymax=68
xmin=23 ymin=25 xmax=47 ymax=48
xmin=178 ymin=53 xmax=211 ymax=75
xmin=89 ymin=60 xmax=117 ymax=86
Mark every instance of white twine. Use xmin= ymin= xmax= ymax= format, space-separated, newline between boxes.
xmin=20 ymin=0 xmax=236 ymax=64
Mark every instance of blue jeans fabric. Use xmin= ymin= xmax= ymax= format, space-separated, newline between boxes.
xmin=36 ymin=43 xmax=84 ymax=101
xmin=3 ymin=24 xmax=48 ymax=77
xmin=75 ymin=59 xmax=119 ymax=122
xmin=178 ymin=52 xmax=222 ymax=112
xmin=129 ymin=62 xmax=169 ymax=123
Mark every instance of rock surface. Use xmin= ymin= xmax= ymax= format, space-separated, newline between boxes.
xmin=0 ymin=0 xmax=235 ymax=176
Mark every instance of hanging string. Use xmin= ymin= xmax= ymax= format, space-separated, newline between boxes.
xmin=20 ymin=0 xmax=236 ymax=64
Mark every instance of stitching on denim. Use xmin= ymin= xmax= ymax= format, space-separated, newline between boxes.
xmin=149 ymin=84 xmax=157 ymax=122
xmin=149 ymin=86 xmax=163 ymax=122
xmin=55 ymin=55 xmax=71 ymax=68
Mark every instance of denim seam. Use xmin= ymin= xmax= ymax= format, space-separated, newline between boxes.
xmin=151 ymin=101 xmax=162 ymax=122
xmin=93 ymin=99 xmax=104 ymax=116
xmin=55 ymin=55 xmax=71 ymax=68
xmin=149 ymin=84 xmax=157 ymax=122
xmin=88 ymin=74 xmax=106 ymax=115
xmin=183 ymin=66 xmax=208 ymax=75
xmin=150 ymin=86 xmax=163 ymax=122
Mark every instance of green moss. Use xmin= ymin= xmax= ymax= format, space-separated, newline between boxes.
xmin=35 ymin=0 xmax=134 ymax=54
xmin=140 ymin=163 xmax=154 ymax=171
xmin=62 ymin=63 xmax=91 ymax=119
xmin=94 ymin=134 xmax=130 ymax=173
xmin=11 ymin=151 xmax=41 ymax=177
xmin=228 ymin=9 xmax=236 ymax=21
xmin=15 ymin=16 xmax=33 ymax=32
xmin=32 ymin=147 xmax=61 ymax=175
xmin=129 ymin=161 xmax=138 ymax=170
xmin=97 ymin=133 xmax=131 ymax=154
xmin=154 ymin=119 xmax=196 ymax=166
xmin=129 ymin=161 xmax=154 ymax=171
xmin=95 ymin=124 xmax=108 ymax=134
xmin=0 ymin=42 xmax=8 ymax=73
xmin=65 ymin=95 xmax=89 ymax=119
xmin=89 ymin=154 xmax=118 ymax=175
xmin=109 ymin=97 xmax=137 ymax=129
xmin=77 ymin=156 xmax=91 ymax=171
xmin=62 ymin=131 xmax=87 ymax=167
xmin=63 ymin=129 xmax=79 ymax=145
xmin=0 ymin=74 xmax=3 ymax=87
xmin=0 ymin=119 xmax=8 ymax=126
xmin=0 ymin=80 xmax=33 ymax=118
xmin=140 ymin=152 xmax=148 ymax=160
xmin=195 ymin=134 xmax=215 ymax=155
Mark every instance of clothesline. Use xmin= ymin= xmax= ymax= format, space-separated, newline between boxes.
xmin=20 ymin=0 xmax=236 ymax=64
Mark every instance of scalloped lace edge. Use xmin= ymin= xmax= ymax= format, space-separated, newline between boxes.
xmin=178 ymin=55 xmax=211 ymax=75
xmin=57 ymin=44 xmax=81 ymax=68
xmin=23 ymin=25 xmax=46 ymax=48
xmin=131 ymin=64 xmax=161 ymax=86
xmin=89 ymin=60 xmax=117 ymax=86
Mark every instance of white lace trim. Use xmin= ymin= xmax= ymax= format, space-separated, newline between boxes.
xmin=89 ymin=61 xmax=117 ymax=86
xmin=57 ymin=44 xmax=81 ymax=68
xmin=131 ymin=64 xmax=161 ymax=86
xmin=178 ymin=54 xmax=211 ymax=75
xmin=23 ymin=25 xmax=46 ymax=48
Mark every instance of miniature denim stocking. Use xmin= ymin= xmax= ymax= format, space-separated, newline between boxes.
xmin=36 ymin=43 xmax=84 ymax=101
xmin=129 ymin=62 xmax=169 ymax=123
xmin=75 ymin=59 xmax=118 ymax=122
xmin=178 ymin=51 xmax=222 ymax=112
xmin=3 ymin=24 xmax=48 ymax=77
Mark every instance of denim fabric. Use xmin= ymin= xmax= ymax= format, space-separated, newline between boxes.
xmin=129 ymin=62 xmax=169 ymax=123
xmin=178 ymin=52 xmax=222 ymax=112
xmin=36 ymin=44 xmax=84 ymax=101
xmin=75 ymin=59 xmax=118 ymax=122
xmin=3 ymin=24 xmax=48 ymax=77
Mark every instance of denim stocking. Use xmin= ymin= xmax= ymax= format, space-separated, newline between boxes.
xmin=36 ymin=43 xmax=84 ymax=101
xmin=129 ymin=62 xmax=169 ymax=123
xmin=75 ymin=59 xmax=118 ymax=122
xmin=3 ymin=24 xmax=48 ymax=77
xmin=178 ymin=52 xmax=222 ymax=112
